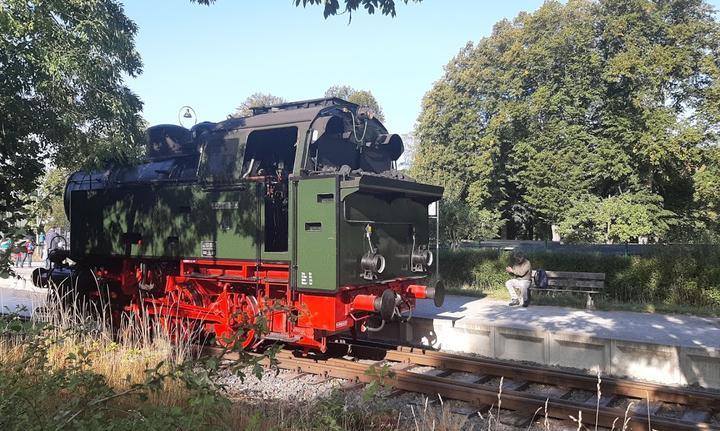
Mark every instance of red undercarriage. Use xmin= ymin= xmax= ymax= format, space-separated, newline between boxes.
xmin=105 ymin=259 xmax=428 ymax=352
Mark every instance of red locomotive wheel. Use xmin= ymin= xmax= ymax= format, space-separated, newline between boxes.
xmin=215 ymin=293 xmax=259 ymax=350
xmin=158 ymin=286 xmax=203 ymax=343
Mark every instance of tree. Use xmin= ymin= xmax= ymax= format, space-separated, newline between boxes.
xmin=558 ymin=192 xmax=675 ymax=243
xmin=29 ymin=168 xmax=71 ymax=232
xmin=325 ymin=85 xmax=385 ymax=121
xmin=440 ymin=200 xmax=503 ymax=249
xmin=193 ymin=0 xmax=421 ymax=18
xmin=412 ymin=0 xmax=720 ymax=243
xmin=397 ymin=132 xmax=416 ymax=170
xmin=232 ymin=93 xmax=287 ymax=118
xmin=692 ymin=146 xmax=720 ymax=240
xmin=0 ymin=0 xmax=144 ymax=245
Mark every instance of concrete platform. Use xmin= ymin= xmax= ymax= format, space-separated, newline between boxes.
xmin=371 ymin=295 xmax=720 ymax=389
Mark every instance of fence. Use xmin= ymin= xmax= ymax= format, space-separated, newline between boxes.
xmin=453 ymin=240 xmax=720 ymax=256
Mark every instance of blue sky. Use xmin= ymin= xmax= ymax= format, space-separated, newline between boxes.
xmin=123 ymin=0 xmax=720 ymax=134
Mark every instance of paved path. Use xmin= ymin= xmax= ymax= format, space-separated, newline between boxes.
xmin=415 ymin=295 xmax=720 ymax=350
xmin=0 ymin=263 xmax=47 ymax=317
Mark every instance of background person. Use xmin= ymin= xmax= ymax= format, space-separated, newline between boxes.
xmin=505 ymin=251 xmax=532 ymax=307
xmin=22 ymin=238 xmax=35 ymax=267
xmin=0 ymin=236 xmax=11 ymax=255
xmin=13 ymin=240 xmax=26 ymax=268
xmin=44 ymin=227 xmax=57 ymax=268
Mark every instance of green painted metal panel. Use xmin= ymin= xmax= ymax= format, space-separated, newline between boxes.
xmin=295 ymin=177 xmax=338 ymax=291
xmin=70 ymin=183 xmax=260 ymax=260
xmin=151 ymin=184 xmax=259 ymax=259
xmin=204 ymin=186 xmax=259 ymax=259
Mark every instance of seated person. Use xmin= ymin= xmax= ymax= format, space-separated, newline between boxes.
xmin=505 ymin=251 xmax=532 ymax=307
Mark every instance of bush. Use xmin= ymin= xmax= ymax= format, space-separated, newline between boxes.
xmin=439 ymin=247 xmax=720 ymax=308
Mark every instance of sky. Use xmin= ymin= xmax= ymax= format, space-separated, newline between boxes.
xmin=123 ymin=0 xmax=720 ymax=135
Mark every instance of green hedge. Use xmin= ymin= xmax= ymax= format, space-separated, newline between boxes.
xmin=439 ymin=248 xmax=720 ymax=307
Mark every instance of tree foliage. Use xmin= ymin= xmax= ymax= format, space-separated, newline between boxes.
xmin=693 ymin=147 xmax=720 ymax=227
xmin=0 ymin=0 xmax=144 ymax=240
xmin=325 ymin=85 xmax=385 ymax=121
xmin=557 ymin=191 xmax=675 ymax=243
xmin=412 ymin=0 xmax=720 ymax=244
xmin=193 ymin=0 xmax=421 ymax=18
xmin=30 ymin=168 xmax=71 ymax=231
xmin=232 ymin=93 xmax=287 ymax=118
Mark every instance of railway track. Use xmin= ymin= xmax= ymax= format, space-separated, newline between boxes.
xmin=206 ymin=341 xmax=720 ymax=431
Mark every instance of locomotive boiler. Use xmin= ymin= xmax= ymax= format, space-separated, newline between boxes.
xmin=41 ymin=98 xmax=444 ymax=351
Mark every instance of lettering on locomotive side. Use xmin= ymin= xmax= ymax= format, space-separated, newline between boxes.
xmin=201 ymin=240 xmax=216 ymax=257
xmin=211 ymin=201 xmax=240 ymax=210
xmin=300 ymin=271 xmax=314 ymax=286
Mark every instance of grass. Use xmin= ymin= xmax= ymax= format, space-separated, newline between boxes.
xmin=0 ymin=285 xmax=493 ymax=431
xmin=0 ymin=300 xmax=486 ymax=431
xmin=0 ymin=276 xmax=669 ymax=430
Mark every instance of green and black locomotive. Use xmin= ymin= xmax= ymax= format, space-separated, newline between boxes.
xmin=43 ymin=98 xmax=444 ymax=351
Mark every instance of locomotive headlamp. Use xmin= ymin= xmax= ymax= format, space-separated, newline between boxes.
xmin=178 ymin=105 xmax=197 ymax=128
xmin=361 ymin=224 xmax=385 ymax=280
xmin=361 ymin=252 xmax=386 ymax=280
xmin=411 ymin=246 xmax=433 ymax=272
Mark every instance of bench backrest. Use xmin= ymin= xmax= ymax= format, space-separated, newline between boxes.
xmin=532 ymin=270 xmax=606 ymax=290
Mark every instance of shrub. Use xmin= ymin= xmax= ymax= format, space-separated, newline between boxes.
xmin=439 ymin=247 xmax=720 ymax=308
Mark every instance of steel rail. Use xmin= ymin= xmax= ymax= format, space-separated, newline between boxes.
xmin=267 ymin=351 xmax=716 ymax=431
xmin=202 ymin=342 xmax=720 ymax=431
xmin=340 ymin=341 xmax=720 ymax=409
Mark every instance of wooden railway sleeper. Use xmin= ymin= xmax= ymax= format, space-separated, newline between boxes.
xmin=270 ymin=354 xmax=718 ymax=431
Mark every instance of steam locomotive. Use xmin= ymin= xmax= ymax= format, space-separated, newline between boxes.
xmin=38 ymin=98 xmax=444 ymax=351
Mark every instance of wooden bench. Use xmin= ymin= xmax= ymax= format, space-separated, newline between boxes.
xmin=530 ymin=270 xmax=606 ymax=310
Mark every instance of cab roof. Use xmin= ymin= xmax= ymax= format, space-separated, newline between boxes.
xmin=214 ymin=97 xmax=361 ymax=132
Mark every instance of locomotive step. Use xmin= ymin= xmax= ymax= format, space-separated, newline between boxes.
xmin=263 ymin=332 xmax=302 ymax=343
